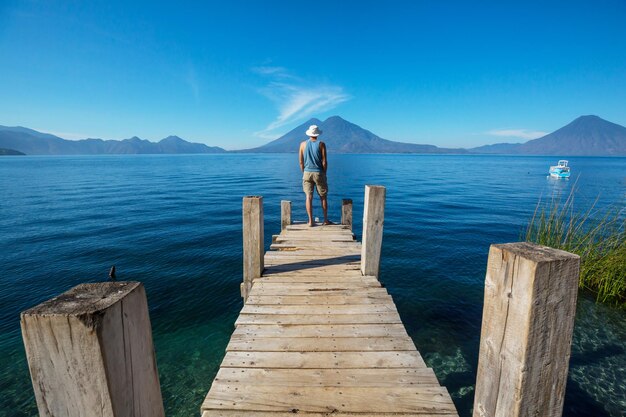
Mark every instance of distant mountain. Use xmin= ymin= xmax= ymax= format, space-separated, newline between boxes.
xmin=4 ymin=115 xmax=624 ymax=156
xmin=0 ymin=147 xmax=25 ymax=155
xmin=469 ymin=142 xmax=523 ymax=154
xmin=244 ymin=116 xmax=467 ymax=154
xmin=0 ymin=126 xmax=226 ymax=155
xmin=471 ymin=115 xmax=626 ymax=155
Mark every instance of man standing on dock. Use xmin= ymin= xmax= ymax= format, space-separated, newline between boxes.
xmin=299 ymin=125 xmax=330 ymax=226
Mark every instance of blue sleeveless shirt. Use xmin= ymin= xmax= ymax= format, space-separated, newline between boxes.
xmin=303 ymin=139 xmax=323 ymax=172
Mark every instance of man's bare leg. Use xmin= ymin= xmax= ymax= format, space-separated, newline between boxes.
xmin=306 ymin=193 xmax=314 ymax=226
xmin=321 ymin=195 xmax=331 ymax=224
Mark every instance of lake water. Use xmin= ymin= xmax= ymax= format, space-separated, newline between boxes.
xmin=0 ymin=154 xmax=624 ymax=417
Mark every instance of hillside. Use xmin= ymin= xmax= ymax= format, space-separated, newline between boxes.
xmin=244 ymin=116 xmax=467 ymax=154
xmin=3 ymin=115 xmax=624 ymax=156
xmin=471 ymin=115 xmax=626 ymax=155
xmin=0 ymin=147 xmax=25 ymax=155
xmin=0 ymin=126 xmax=225 ymax=155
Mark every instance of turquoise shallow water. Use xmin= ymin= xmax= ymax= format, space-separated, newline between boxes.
xmin=0 ymin=154 xmax=624 ymax=417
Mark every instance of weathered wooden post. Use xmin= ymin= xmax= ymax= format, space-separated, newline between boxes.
xmin=281 ymin=200 xmax=292 ymax=231
xmin=341 ymin=198 xmax=353 ymax=230
xmin=20 ymin=281 xmax=165 ymax=417
xmin=473 ymin=242 xmax=580 ymax=417
xmin=242 ymin=195 xmax=264 ymax=301
xmin=361 ymin=185 xmax=385 ymax=277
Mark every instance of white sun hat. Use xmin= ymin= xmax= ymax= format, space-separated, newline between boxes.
xmin=305 ymin=125 xmax=322 ymax=137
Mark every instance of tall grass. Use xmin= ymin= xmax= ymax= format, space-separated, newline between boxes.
xmin=524 ymin=186 xmax=625 ymax=306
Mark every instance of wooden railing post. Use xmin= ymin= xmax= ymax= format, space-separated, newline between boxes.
xmin=361 ymin=185 xmax=385 ymax=277
xmin=242 ymin=195 xmax=264 ymax=300
xmin=20 ymin=282 xmax=165 ymax=417
xmin=341 ymin=199 xmax=353 ymax=230
xmin=473 ymin=242 xmax=580 ymax=417
xmin=281 ymin=200 xmax=292 ymax=231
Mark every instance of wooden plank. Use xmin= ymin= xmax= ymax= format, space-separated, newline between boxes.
xmin=271 ymin=243 xmax=361 ymax=250
xmin=276 ymin=234 xmax=356 ymax=239
xmin=245 ymin=294 xmax=394 ymax=305
xmin=203 ymin=412 xmax=459 ymax=417
xmin=253 ymin=277 xmax=380 ymax=285
xmin=235 ymin=312 xmax=402 ymax=325
xmin=263 ymin=263 xmax=361 ymax=269
xmin=263 ymin=261 xmax=361 ymax=267
xmin=226 ymin=336 xmax=417 ymax=352
xmin=268 ymin=250 xmax=361 ymax=255
xmin=261 ymin=270 xmax=363 ymax=278
xmin=258 ymin=277 xmax=368 ymax=283
xmin=268 ymin=249 xmax=361 ymax=256
xmin=273 ymin=233 xmax=359 ymax=240
xmin=264 ymin=253 xmax=360 ymax=259
xmin=262 ymin=269 xmax=364 ymax=277
xmin=257 ymin=274 xmax=366 ymax=281
xmin=282 ymin=228 xmax=353 ymax=232
xmin=263 ymin=263 xmax=361 ymax=268
xmin=213 ymin=367 xmax=439 ymax=387
xmin=240 ymin=304 xmax=396 ymax=315
xmin=263 ymin=260 xmax=361 ymax=266
xmin=232 ymin=324 xmax=409 ymax=338
xmin=262 ymin=265 xmax=362 ymax=271
xmin=255 ymin=273 xmax=374 ymax=280
xmin=220 ymin=351 xmax=426 ymax=369
xmin=277 ymin=234 xmax=355 ymax=239
xmin=248 ymin=288 xmax=388 ymax=297
xmin=273 ymin=240 xmax=357 ymax=246
xmin=276 ymin=234 xmax=354 ymax=239
xmin=286 ymin=224 xmax=350 ymax=231
xmin=274 ymin=236 xmax=356 ymax=242
xmin=202 ymin=385 xmax=456 ymax=413
xmin=263 ymin=255 xmax=360 ymax=261
xmin=271 ymin=242 xmax=360 ymax=247
xmin=265 ymin=252 xmax=361 ymax=263
xmin=262 ymin=267 xmax=363 ymax=276
xmin=258 ymin=272 xmax=373 ymax=278
xmin=251 ymin=282 xmax=381 ymax=291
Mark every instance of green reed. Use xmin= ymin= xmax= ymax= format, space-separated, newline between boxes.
xmin=524 ymin=186 xmax=625 ymax=306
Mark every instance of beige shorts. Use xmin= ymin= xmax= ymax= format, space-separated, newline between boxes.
xmin=302 ymin=171 xmax=328 ymax=197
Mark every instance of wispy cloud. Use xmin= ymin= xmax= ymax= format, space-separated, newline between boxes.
xmin=253 ymin=66 xmax=350 ymax=139
xmin=486 ymin=128 xmax=548 ymax=140
xmin=252 ymin=66 xmax=288 ymax=76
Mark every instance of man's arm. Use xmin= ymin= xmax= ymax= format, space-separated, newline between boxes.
xmin=320 ymin=142 xmax=327 ymax=173
xmin=299 ymin=141 xmax=305 ymax=172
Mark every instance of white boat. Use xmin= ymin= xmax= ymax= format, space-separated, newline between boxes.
xmin=549 ymin=160 xmax=571 ymax=178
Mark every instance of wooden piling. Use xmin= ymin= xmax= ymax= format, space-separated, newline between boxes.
xmin=242 ymin=196 xmax=264 ymax=300
xmin=341 ymin=198 xmax=353 ymax=230
xmin=361 ymin=186 xmax=386 ymax=277
xmin=281 ymin=200 xmax=292 ymax=231
xmin=473 ymin=242 xmax=580 ymax=417
xmin=20 ymin=281 xmax=164 ymax=417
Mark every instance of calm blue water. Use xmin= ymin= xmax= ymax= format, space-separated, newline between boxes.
xmin=0 ymin=154 xmax=624 ymax=417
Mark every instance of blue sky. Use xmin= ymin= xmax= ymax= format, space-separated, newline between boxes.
xmin=1 ymin=0 xmax=625 ymax=149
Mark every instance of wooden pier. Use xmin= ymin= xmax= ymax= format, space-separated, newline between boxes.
xmin=20 ymin=185 xmax=582 ymax=417
xmin=202 ymin=189 xmax=459 ymax=417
